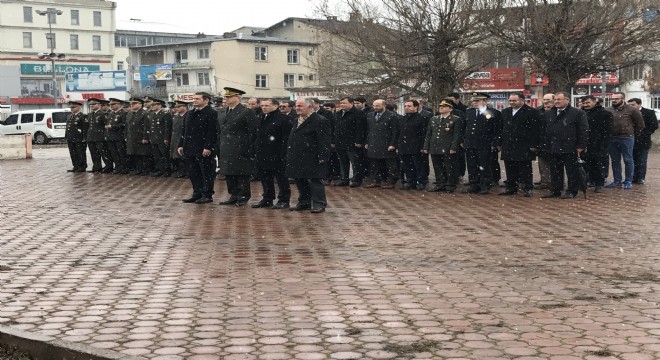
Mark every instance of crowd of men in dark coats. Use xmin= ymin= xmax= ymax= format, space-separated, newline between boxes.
xmin=64 ymin=87 xmax=657 ymax=213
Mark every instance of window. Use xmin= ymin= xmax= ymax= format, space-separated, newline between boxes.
xmin=650 ymin=95 xmax=660 ymax=109
xmin=21 ymin=114 xmax=34 ymax=124
xmin=117 ymin=61 xmax=124 ymax=70
xmin=52 ymin=112 xmax=68 ymax=124
xmin=23 ymin=32 xmax=32 ymax=48
xmin=176 ymin=73 xmax=189 ymax=86
xmin=298 ymin=74 xmax=304 ymax=81
xmin=198 ymin=48 xmax=209 ymax=59
xmin=47 ymin=8 xmax=57 ymax=24
xmin=284 ymin=74 xmax=295 ymax=88
xmin=4 ymin=115 xmax=18 ymax=125
xmin=175 ymin=50 xmax=188 ymax=63
xmin=621 ymin=64 xmax=646 ymax=81
xmin=115 ymin=35 xmax=127 ymax=47
xmin=308 ymin=48 xmax=315 ymax=56
xmin=47 ymin=33 xmax=56 ymax=49
xmin=23 ymin=6 xmax=33 ymax=22
xmin=198 ymin=72 xmax=210 ymax=85
xmin=308 ymin=74 xmax=316 ymax=81
xmin=71 ymin=10 xmax=79 ymax=25
xmin=92 ymin=35 xmax=101 ymax=50
xmin=255 ymin=46 xmax=267 ymax=61
xmin=70 ymin=34 xmax=79 ymax=50
xmin=255 ymin=74 xmax=268 ymax=88
xmin=36 ymin=114 xmax=45 ymax=122
xmin=287 ymin=49 xmax=299 ymax=64
xmin=93 ymin=11 xmax=102 ymax=26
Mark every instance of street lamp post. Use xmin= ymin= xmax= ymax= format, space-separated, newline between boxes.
xmin=36 ymin=8 xmax=63 ymax=107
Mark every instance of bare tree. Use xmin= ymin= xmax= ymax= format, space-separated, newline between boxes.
xmin=487 ymin=0 xmax=660 ymax=91
xmin=315 ymin=0 xmax=503 ymax=103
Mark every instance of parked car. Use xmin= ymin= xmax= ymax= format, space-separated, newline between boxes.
xmin=0 ymin=109 xmax=70 ymax=144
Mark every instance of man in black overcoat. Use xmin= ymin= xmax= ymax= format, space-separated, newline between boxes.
xmin=177 ymin=92 xmax=218 ymax=204
xmin=365 ymin=99 xmax=399 ymax=188
xmin=286 ymin=98 xmax=332 ymax=213
xmin=333 ymin=97 xmax=368 ymax=187
xmin=628 ymin=98 xmax=658 ymax=184
xmin=496 ymin=92 xmax=541 ymax=197
xmin=251 ymin=99 xmax=293 ymax=209
xmin=581 ymin=95 xmax=613 ymax=192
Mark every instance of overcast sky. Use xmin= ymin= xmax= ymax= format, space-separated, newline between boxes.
xmin=114 ymin=0 xmax=319 ymax=35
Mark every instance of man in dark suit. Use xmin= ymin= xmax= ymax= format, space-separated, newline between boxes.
xmin=496 ymin=92 xmax=541 ymax=197
xmin=398 ymin=100 xmax=429 ymax=190
xmin=216 ymin=87 xmax=258 ymax=206
xmin=365 ymin=99 xmax=399 ymax=188
xmin=279 ymin=101 xmax=296 ymax=120
xmin=581 ymin=95 xmax=613 ymax=192
xmin=177 ymin=92 xmax=218 ymax=204
xmin=540 ymin=91 xmax=589 ymax=199
xmin=65 ymin=101 xmax=88 ymax=172
xmin=461 ymin=92 xmax=501 ymax=194
xmin=447 ymin=92 xmax=468 ymax=113
xmin=286 ymin=98 xmax=332 ymax=213
xmin=628 ymin=98 xmax=658 ymax=184
xmin=313 ymin=98 xmax=341 ymax=183
xmin=333 ymin=97 xmax=368 ymax=187
xmin=251 ymin=99 xmax=293 ymax=209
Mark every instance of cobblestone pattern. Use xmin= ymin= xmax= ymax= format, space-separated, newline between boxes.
xmin=0 ymin=147 xmax=658 ymax=359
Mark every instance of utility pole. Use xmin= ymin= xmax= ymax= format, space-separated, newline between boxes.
xmin=36 ymin=8 xmax=63 ymax=107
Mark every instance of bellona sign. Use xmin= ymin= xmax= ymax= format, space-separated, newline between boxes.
xmin=20 ymin=63 xmax=101 ymax=75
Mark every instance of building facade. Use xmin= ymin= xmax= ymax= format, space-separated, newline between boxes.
xmin=0 ymin=0 xmax=116 ymax=109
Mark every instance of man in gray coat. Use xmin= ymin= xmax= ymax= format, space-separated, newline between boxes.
xmin=364 ymin=99 xmax=399 ymax=188
xmin=216 ymin=87 xmax=258 ymax=206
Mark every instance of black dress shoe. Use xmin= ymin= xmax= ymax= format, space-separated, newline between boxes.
xmin=479 ymin=188 xmax=490 ymax=195
xmin=311 ymin=205 xmax=326 ymax=213
xmin=219 ymin=197 xmax=238 ymax=205
xmin=67 ymin=168 xmax=76 ymax=172
xmin=195 ymin=197 xmax=213 ymax=204
xmin=541 ymin=192 xmax=562 ymax=198
xmin=349 ymin=181 xmax=362 ymax=188
xmin=102 ymin=168 xmax=113 ymax=173
xmin=498 ymin=190 xmax=517 ymax=196
xmin=561 ymin=192 xmax=576 ymax=199
xmin=175 ymin=173 xmax=186 ymax=178
xmin=335 ymin=181 xmax=349 ymax=187
xmin=121 ymin=169 xmax=130 ymax=174
xmin=272 ymin=202 xmax=290 ymax=209
xmin=290 ymin=203 xmax=311 ymax=211
xmin=462 ymin=187 xmax=480 ymax=194
xmin=594 ymin=186 xmax=603 ymax=193
xmin=87 ymin=169 xmax=101 ymax=173
xmin=236 ymin=198 xmax=249 ymax=206
xmin=182 ymin=196 xmax=201 ymax=203
xmin=426 ymin=185 xmax=444 ymax=192
xmin=150 ymin=172 xmax=163 ymax=177
xmin=251 ymin=200 xmax=273 ymax=208
xmin=75 ymin=168 xmax=86 ymax=173
xmin=522 ymin=190 xmax=533 ymax=197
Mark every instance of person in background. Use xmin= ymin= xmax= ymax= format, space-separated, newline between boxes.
xmin=605 ymin=92 xmax=644 ymax=189
xmin=423 ymin=99 xmax=462 ymax=193
xmin=580 ymin=95 xmax=612 ymax=192
xmin=627 ymin=98 xmax=658 ymax=185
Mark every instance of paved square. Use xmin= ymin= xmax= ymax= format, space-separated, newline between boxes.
xmin=0 ymin=146 xmax=658 ymax=359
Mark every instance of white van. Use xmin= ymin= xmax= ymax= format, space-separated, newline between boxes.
xmin=0 ymin=109 xmax=70 ymax=144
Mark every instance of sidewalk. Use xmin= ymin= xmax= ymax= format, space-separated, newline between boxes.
xmin=0 ymin=147 xmax=658 ymax=359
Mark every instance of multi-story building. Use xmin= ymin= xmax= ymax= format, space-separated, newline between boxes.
xmin=0 ymin=0 xmax=116 ymax=109
xmin=129 ymin=32 xmax=319 ymax=101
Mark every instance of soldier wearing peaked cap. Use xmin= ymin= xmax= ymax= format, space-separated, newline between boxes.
xmin=65 ymin=101 xmax=88 ymax=172
xmin=461 ymin=92 xmax=502 ymax=194
xmin=423 ymin=99 xmax=463 ymax=193
xmin=125 ymin=97 xmax=150 ymax=175
xmin=146 ymin=99 xmax=173 ymax=177
xmin=170 ymin=101 xmax=190 ymax=178
xmin=86 ymin=98 xmax=112 ymax=173
xmin=216 ymin=87 xmax=258 ymax=206
xmin=105 ymin=98 xmax=129 ymax=174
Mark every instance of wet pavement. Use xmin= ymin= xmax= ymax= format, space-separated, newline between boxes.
xmin=0 ymin=146 xmax=658 ymax=360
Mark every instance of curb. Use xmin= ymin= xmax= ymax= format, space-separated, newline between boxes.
xmin=0 ymin=325 xmax=145 ymax=360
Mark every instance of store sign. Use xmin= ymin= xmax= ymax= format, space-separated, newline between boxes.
xmin=11 ymin=97 xmax=67 ymax=105
xmin=576 ymin=72 xmax=619 ymax=85
xmin=171 ymin=93 xmax=196 ymax=102
xmin=463 ymin=68 xmax=525 ymax=91
xmin=20 ymin=63 xmax=101 ymax=75
xmin=65 ymin=71 xmax=127 ymax=91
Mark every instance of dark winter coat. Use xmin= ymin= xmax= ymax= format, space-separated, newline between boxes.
xmin=86 ymin=110 xmax=106 ymax=142
xmin=126 ymin=109 xmax=149 ymax=156
xmin=333 ymin=107 xmax=367 ymax=150
xmin=105 ymin=109 xmax=126 ymax=141
xmin=397 ymin=112 xmax=428 ymax=154
xmin=540 ymin=105 xmax=589 ymax=154
xmin=496 ymin=104 xmax=541 ymax=161
xmin=635 ymin=107 xmax=659 ymax=149
xmin=365 ymin=110 xmax=398 ymax=159
xmin=286 ymin=112 xmax=332 ymax=179
xmin=65 ymin=112 xmax=87 ymax=142
xmin=178 ymin=105 xmax=217 ymax=158
xmin=146 ymin=109 xmax=173 ymax=145
xmin=170 ymin=112 xmax=186 ymax=158
xmin=462 ymin=107 xmax=501 ymax=150
xmin=217 ymin=103 xmax=258 ymax=175
xmin=424 ymin=114 xmax=462 ymax=155
xmin=584 ymin=105 xmax=613 ymax=156
xmin=254 ymin=110 xmax=292 ymax=170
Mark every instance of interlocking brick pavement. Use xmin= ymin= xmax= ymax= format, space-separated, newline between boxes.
xmin=0 ymin=146 xmax=658 ymax=359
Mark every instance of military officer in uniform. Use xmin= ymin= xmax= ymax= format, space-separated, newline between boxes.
xmin=423 ymin=99 xmax=463 ymax=193
xmin=170 ymin=101 xmax=189 ymax=178
xmin=105 ymin=98 xmax=128 ymax=174
xmin=65 ymin=101 xmax=88 ymax=172
xmin=125 ymin=98 xmax=150 ymax=175
xmin=216 ymin=87 xmax=258 ymax=206
xmin=461 ymin=92 xmax=501 ymax=194
xmin=85 ymin=98 xmax=108 ymax=172
xmin=146 ymin=99 xmax=173 ymax=177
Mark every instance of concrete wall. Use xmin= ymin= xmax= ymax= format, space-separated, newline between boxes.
xmin=0 ymin=134 xmax=32 ymax=160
